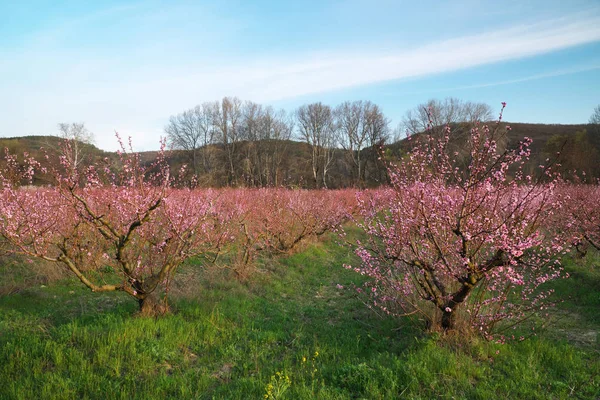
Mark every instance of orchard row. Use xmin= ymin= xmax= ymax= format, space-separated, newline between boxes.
xmin=1 ymin=112 xmax=599 ymax=338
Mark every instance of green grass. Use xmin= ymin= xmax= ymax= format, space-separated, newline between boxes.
xmin=541 ymin=251 xmax=600 ymax=348
xmin=1 ymin=236 xmax=599 ymax=399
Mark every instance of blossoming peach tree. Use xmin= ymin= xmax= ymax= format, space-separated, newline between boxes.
xmin=214 ymin=188 xmax=356 ymax=280
xmin=0 ymin=138 xmax=233 ymax=316
xmin=568 ymin=183 xmax=600 ymax=252
xmin=346 ymin=104 xmax=572 ymax=336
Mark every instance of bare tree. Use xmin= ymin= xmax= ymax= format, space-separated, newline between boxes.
xmin=162 ymin=97 xmax=391 ymax=187
xmin=590 ymin=104 xmax=600 ymax=125
xmin=164 ymin=103 xmax=214 ymax=174
xmin=401 ymin=98 xmax=493 ymax=137
xmin=296 ymin=103 xmax=336 ymax=188
xmin=240 ymin=101 xmax=264 ymax=186
xmin=336 ymin=101 xmax=371 ymax=186
xmin=263 ymin=108 xmax=293 ymax=186
xmin=212 ymin=97 xmax=243 ymax=186
xmin=242 ymin=105 xmax=294 ymax=187
xmin=363 ymin=103 xmax=390 ymax=184
xmin=56 ymin=122 xmax=95 ymax=176
xmin=241 ymin=101 xmax=264 ymax=142
xmin=321 ymin=118 xmax=338 ymax=189
xmin=587 ymin=104 xmax=600 ymax=151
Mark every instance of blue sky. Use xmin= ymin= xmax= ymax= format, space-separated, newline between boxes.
xmin=1 ymin=0 xmax=599 ymax=151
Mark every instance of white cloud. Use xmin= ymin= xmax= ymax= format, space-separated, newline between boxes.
xmin=428 ymin=64 xmax=600 ymax=93
xmin=246 ymin=14 xmax=600 ymax=101
xmin=2 ymin=12 xmax=600 ymax=150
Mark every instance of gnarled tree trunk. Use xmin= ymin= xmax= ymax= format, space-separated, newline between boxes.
xmin=138 ymin=293 xmax=170 ymax=317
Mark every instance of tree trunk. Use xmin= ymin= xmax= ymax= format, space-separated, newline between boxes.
xmin=357 ymin=150 xmax=362 ymax=187
xmin=439 ymin=280 xmax=477 ymax=331
xmin=192 ymin=148 xmax=199 ymax=176
xmin=441 ymin=308 xmax=456 ymax=330
xmin=138 ymin=293 xmax=170 ymax=317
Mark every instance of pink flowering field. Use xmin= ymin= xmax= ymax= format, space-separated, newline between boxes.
xmin=1 ymin=122 xmax=599 ymax=398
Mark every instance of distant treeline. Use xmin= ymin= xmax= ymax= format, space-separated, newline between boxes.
xmin=2 ymin=97 xmax=599 ymax=187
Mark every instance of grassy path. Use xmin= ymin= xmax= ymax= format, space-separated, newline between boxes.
xmin=1 ymin=236 xmax=599 ymax=399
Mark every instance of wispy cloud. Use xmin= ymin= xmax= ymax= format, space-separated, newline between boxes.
xmin=426 ymin=64 xmax=600 ymax=92
xmin=2 ymin=9 xmax=599 ymax=150
xmin=63 ymin=11 xmax=600 ymax=106
xmin=244 ymin=13 xmax=600 ymax=101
